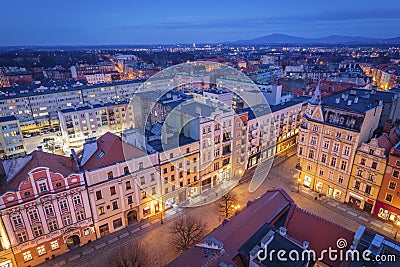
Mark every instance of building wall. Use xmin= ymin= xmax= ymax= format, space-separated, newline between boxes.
xmin=0 ymin=118 xmax=25 ymax=159
xmin=0 ymin=167 xmax=95 ymax=267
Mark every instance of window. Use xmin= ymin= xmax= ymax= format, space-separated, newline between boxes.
xmin=186 ymin=147 xmax=190 ymax=153
xmin=170 ymin=153 xmax=173 ymax=158
xmin=76 ymin=210 xmax=85 ymax=221
xmin=44 ymin=205 xmax=54 ymax=215
xmin=171 ymin=165 xmax=175 ymax=172
xmin=113 ymin=218 xmax=123 ymax=229
xmin=73 ymin=195 xmax=82 ymax=205
xmin=17 ymin=231 xmax=28 ymax=243
xmin=98 ymin=206 xmax=105 ymax=215
xmin=298 ymin=147 xmax=303 ymax=156
xmin=32 ymin=225 xmax=43 ymax=237
xmin=56 ymin=182 xmax=62 ymax=188
xmin=323 ymin=140 xmax=329 ymax=149
xmin=360 ymin=158 xmax=366 ymax=166
xmin=127 ymin=195 xmax=133 ymax=204
xmin=138 ymin=162 xmax=143 ymax=169
xmin=59 ymin=199 xmax=68 ymax=210
xmin=151 ymin=187 xmax=156 ymax=195
xmin=343 ymin=146 xmax=350 ymax=156
xmin=141 ymin=190 xmax=147 ymax=199
xmin=37 ymin=245 xmax=46 ymax=256
xmin=321 ymin=154 xmax=327 ymax=163
xmin=38 ymin=182 xmax=48 ymax=192
xmin=355 ymin=181 xmax=361 ymax=190
xmin=112 ymin=201 xmax=118 ymax=210
xmin=63 ymin=215 xmax=71 ymax=226
xmin=48 ymin=220 xmax=58 ymax=232
xmin=124 ymin=166 xmax=129 ymax=174
xmin=385 ymin=193 xmax=393 ymax=202
xmin=371 ymin=162 xmax=378 ymax=170
xmin=312 ymin=125 xmax=318 ymax=132
xmin=28 ymin=209 xmax=39 ymax=221
xmin=140 ymin=176 xmax=145 ymax=185
xmin=330 ymin=157 xmax=337 ymax=167
xmin=338 ymin=176 xmax=344 ymax=184
xmin=51 ymin=240 xmax=59 ymax=250
xmin=389 ymin=181 xmax=397 ymax=190
xmin=96 ymin=190 xmax=103 ymax=200
xmin=336 ymin=131 xmax=342 ymax=138
xmin=107 ymin=171 xmax=113 ymax=179
xmin=23 ymin=251 xmax=32 ymax=262
xmin=163 ymin=168 xmax=168 ymax=174
xmin=346 ymin=134 xmax=353 ymax=141
xmin=171 ymin=174 xmax=175 ymax=181
xmin=333 ymin=143 xmax=339 ymax=153
xmin=310 ymin=137 xmax=316 ymax=145
xmin=151 ymin=173 xmax=155 ymax=181
xmin=308 ymin=150 xmax=314 ymax=159
xmin=125 ymin=181 xmax=132 ymax=190
xmin=357 ymin=169 xmax=363 ymax=177
xmin=393 ymin=170 xmax=399 ymax=178
xmin=365 ymin=185 xmax=372 ymax=195
xmin=340 ymin=161 xmax=347 ymax=171
xmin=110 ymin=186 xmax=116 ymax=195
xmin=328 ymin=171 xmax=333 ymax=180
xmin=319 ymin=169 xmax=324 ymax=176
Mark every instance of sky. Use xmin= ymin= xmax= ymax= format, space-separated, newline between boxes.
xmin=1 ymin=0 xmax=400 ymax=45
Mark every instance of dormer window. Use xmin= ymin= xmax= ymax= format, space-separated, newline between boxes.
xmin=38 ymin=182 xmax=48 ymax=193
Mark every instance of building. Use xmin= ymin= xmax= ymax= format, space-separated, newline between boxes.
xmin=84 ymin=72 xmax=120 ymax=84
xmin=71 ymin=63 xmax=116 ymax=80
xmin=346 ymin=138 xmax=387 ymax=213
xmin=297 ymin=88 xmax=384 ymax=203
xmin=0 ymin=116 xmax=25 ymax=159
xmin=58 ymin=101 xmax=134 ymax=148
xmin=375 ymin=141 xmax=400 ymax=224
xmin=174 ymin=72 xmax=211 ymax=90
xmin=167 ymin=188 xmax=355 ymax=267
xmin=0 ymin=151 xmax=96 ymax=267
xmin=148 ymin=134 xmax=200 ymax=208
xmin=79 ymin=133 xmax=161 ymax=238
xmin=0 ymin=71 xmax=33 ymax=88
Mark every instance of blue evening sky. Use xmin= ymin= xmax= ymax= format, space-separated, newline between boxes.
xmin=1 ymin=0 xmax=399 ymax=45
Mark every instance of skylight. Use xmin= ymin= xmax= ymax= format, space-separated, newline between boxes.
xmin=97 ymin=150 xmax=105 ymax=159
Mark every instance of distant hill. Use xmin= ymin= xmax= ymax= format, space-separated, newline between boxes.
xmin=232 ymin=33 xmax=400 ymax=44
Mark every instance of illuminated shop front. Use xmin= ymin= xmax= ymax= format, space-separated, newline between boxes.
xmin=303 ymin=175 xmax=312 ymax=187
xmin=374 ymin=201 xmax=400 ymax=224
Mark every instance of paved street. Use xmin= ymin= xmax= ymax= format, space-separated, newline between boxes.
xmin=24 ymin=132 xmax=64 ymax=155
xmin=38 ymin=155 xmax=399 ymax=267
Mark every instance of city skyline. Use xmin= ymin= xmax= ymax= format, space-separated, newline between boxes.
xmin=1 ymin=0 xmax=400 ymax=45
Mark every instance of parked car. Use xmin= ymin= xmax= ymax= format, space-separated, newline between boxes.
xmin=23 ymin=133 xmax=32 ymax=138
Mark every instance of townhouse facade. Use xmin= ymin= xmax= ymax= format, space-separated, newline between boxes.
xmin=347 ymin=138 xmax=386 ymax=213
xmin=80 ymin=133 xmax=161 ymax=237
xmin=297 ymin=88 xmax=383 ymax=203
xmin=375 ymin=142 xmax=400 ymax=224
xmin=0 ymin=151 xmax=96 ymax=267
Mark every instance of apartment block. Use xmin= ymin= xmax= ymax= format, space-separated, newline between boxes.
xmin=0 ymin=116 xmax=25 ymax=159
xmin=58 ymin=101 xmax=134 ymax=148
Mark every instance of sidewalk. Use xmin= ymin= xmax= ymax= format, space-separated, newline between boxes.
xmin=298 ymin=187 xmax=398 ymax=238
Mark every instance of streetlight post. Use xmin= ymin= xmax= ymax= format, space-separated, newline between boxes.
xmin=295 ymin=163 xmax=302 ymax=193
xmin=160 ymin=207 xmax=163 ymax=224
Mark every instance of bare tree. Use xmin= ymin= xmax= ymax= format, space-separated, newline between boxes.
xmin=106 ymin=240 xmax=149 ymax=267
xmin=218 ymin=191 xmax=238 ymax=218
xmin=170 ymin=214 xmax=207 ymax=252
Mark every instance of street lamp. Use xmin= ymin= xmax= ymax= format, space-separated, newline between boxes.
xmin=295 ymin=163 xmax=302 ymax=193
xmin=231 ymin=204 xmax=241 ymax=212
xmin=160 ymin=207 xmax=163 ymax=224
xmin=394 ymin=221 xmax=400 ymax=239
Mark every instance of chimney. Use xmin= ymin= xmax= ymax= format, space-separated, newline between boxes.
xmin=347 ymin=100 xmax=352 ymax=106
xmin=0 ymin=160 xmax=5 ymax=187
xmin=37 ymin=146 xmax=43 ymax=152
xmin=70 ymin=149 xmax=80 ymax=168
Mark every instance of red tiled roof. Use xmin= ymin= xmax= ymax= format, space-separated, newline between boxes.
xmin=166 ymin=189 xmax=294 ymax=267
xmin=0 ymin=150 xmax=78 ymax=194
xmin=81 ymin=132 xmax=146 ymax=170
xmin=377 ymin=125 xmax=400 ymax=156
xmin=285 ymin=207 xmax=354 ymax=267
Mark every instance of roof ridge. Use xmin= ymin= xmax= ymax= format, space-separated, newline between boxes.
xmin=294 ymin=206 xmax=350 ymax=231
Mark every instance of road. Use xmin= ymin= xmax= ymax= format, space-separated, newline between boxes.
xmin=37 ymin=155 xmax=399 ymax=267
